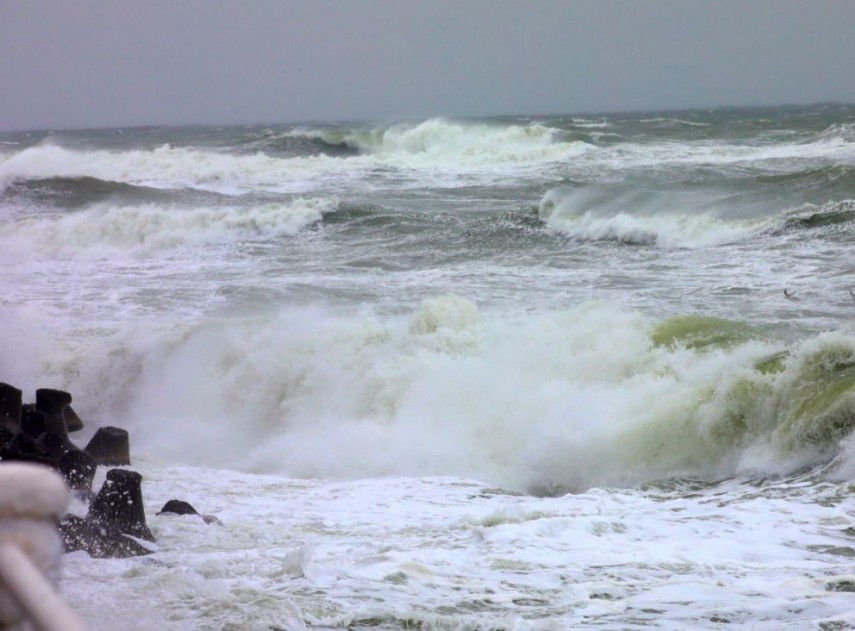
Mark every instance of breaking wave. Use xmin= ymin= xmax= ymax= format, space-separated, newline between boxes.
xmin=538 ymin=181 xmax=855 ymax=248
xmin=537 ymin=187 xmax=763 ymax=248
xmin=11 ymin=297 xmax=855 ymax=493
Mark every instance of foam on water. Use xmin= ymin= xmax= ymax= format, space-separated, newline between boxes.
xmin=58 ymin=466 xmax=855 ymax=630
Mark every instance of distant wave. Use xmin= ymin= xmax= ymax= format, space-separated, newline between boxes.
xmin=1 ymin=175 xmax=201 ymax=209
xmin=596 ymin=132 xmax=855 ymax=173
xmin=0 ymin=197 xmax=338 ymax=259
xmin=0 ymin=122 xmax=592 ymax=194
xmin=332 ymin=118 xmax=593 ymax=166
xmin=637 ymin=117 xmax=711 ymax=127
xmin=213 ymin=118 xmax=593 ymax=169
xmin=239 ymin=128 xmax=361 ymax=157
xmin=569 ymin=118 xmax=611 ymax=129
xmin=238 ymin=119 xmax=580 ymax=163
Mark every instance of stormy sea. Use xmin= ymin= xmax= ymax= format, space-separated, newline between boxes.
xmin=2 ymin=103 xmax=855 ymax=629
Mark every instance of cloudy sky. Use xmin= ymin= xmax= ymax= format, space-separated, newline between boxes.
xmin=1 ymin=0 xmax=853 ymax=131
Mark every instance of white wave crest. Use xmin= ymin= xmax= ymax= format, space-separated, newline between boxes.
xmin=0 ymin=198 xmax=337 ymax=259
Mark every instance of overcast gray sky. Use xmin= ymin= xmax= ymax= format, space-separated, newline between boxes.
xmin=1 ymin=0 xmax=853 ymax=131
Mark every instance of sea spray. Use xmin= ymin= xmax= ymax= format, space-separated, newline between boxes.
xmin=0 ymin=304 xmax=50 ymax=396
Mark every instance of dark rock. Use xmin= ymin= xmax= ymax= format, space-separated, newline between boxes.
xmin=0 ymin=382 xmax=22 ymax=433
xmin=85 ymin=426 xmax=130 ymax=466
xmin=59 ymin=514 xmax=153 ymax=559
xmin=35 ymin=432 xmax=71 ymax=465
xmin=58 ymin=449 xmax=97 ymax=493
xmin=36 ymin=388 xmax=72 ymax=411
xmin=88 ymin=469 xmax=155 ymax=542
xmin=0 ymin=432 xmax=53 ymax=465
xmin=157 ymin=499 xmax=221 ymax=524
xmin=0 ymin=427 xmax=14 ymax=450
xmin=62 ymin=404 xmax=84 ymax=433
xmin=157 ymin=499 xmax=199 ymax=516
xmin=21 ymin=405 xmax=47 ymax=438
xmin=35 ymin=388 xmax=73 ymax=436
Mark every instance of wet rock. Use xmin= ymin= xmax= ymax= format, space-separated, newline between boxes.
xmin=0 ymin=382 xmax=22 ymax=433
xmin=58 ymin=449 xmax=97 ymax=493
xmin=21 ymin=404 xmax=47 ymax=438
xmin=58 ymin=515 xmax=153 ymax=559
xmin=35 ymin=432 xmax=73 ymax=465
xmin=0 ymin=427 xmax=14 ymax=450
xmin=88 ymin=469 xmax=155 ymax=542
xmin=0 ymin=432 xmax=53 ymax=465
xmin=62 ymin=404 xmax=84 ymax=433
xmin=36 ymin=388 xmax=73 ymax=436
xmin=85 ymin=426 xmax=130 ymax=466
xmin=157 ymin=499 xmax=199 ymax=516
xmin=157 ymin=499 xmax=221 ymax=525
